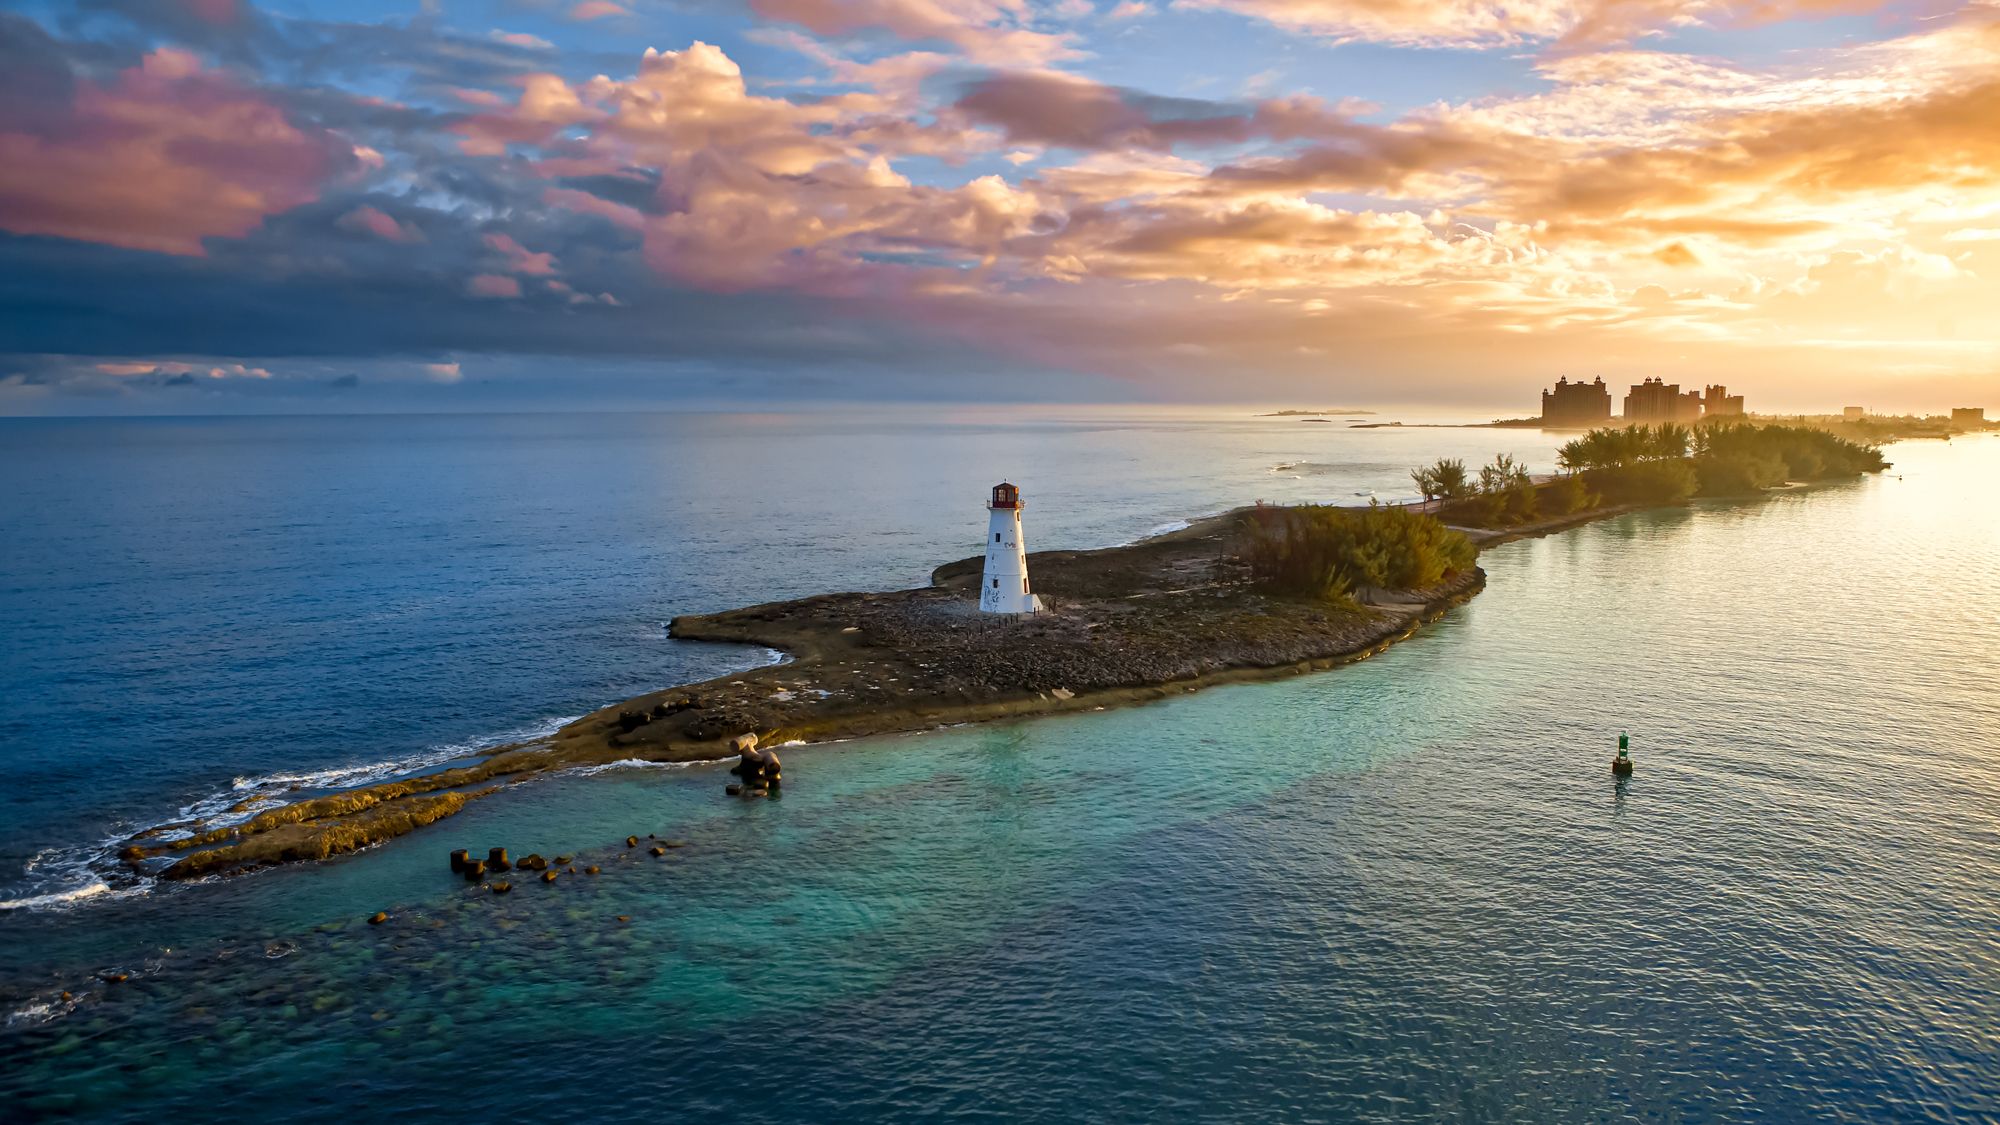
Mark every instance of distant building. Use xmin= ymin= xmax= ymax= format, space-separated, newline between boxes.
xmin=1540 ymin=377 xmax=1613 ymax=428
xmin=1844 ymin=406 xmax=1865 ymax=421
xmin=1952 ymin=407 xmax=1987 ymax=427
xmin=1623 ymin=378 xmax=1704 ymax=425
xmin=1702 ymin=385 xmax=1745 ymax=418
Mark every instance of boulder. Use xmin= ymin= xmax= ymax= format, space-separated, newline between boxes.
xmin=625 ymin=836 xmax=638 ymax=848
xmin=367 ymin=911 xmax=388 ymax=926
xmin=616 ymin=710 xmax=648 ymax=733
xmin=584 ymin=865 xmax=600 ymax=875
xmin=490 ymin=881 xmax=512 ymax=894
xmin=540 ymin=871 xmax=557 ymax=884
xmin=487 ymin=848 xmax=511 ymax=871
xmin=649 ymin=846 xmax=666 ymax=857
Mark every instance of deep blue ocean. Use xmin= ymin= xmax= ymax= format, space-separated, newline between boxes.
xmin=2 ymin=411 xmax=1996 ymax=1121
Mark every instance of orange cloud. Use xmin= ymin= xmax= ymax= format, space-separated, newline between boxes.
xmin=0 ymin=49 xmax=352 ymax=256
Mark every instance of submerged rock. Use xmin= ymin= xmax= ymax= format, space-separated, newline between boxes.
xmin=554 ymin=854 xmax=573 ymax=865
xmin=649 ymin=846 xmax=666 ymax=857
xmin=367 ymin=911 xmax=388 ymax=926
xmin=541 ymin=870 xmax=557 ymax=884
xmin=490 ymin=882 xmax=512 ymax=894
xmin=584 ymin=865 xmax=600 ymax=876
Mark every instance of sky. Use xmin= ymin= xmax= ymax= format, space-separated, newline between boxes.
xmin=2 ymin=0 xmax=1998 ymax=414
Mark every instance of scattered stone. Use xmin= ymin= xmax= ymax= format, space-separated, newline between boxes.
xmin=616 ymin=915 xmax=630 ymax=923
xmin=566 ymin=866 xmax=576 ymax=874
xmin=367 ymin=911 xmax=388 ymax=926
xmin=99 ymin=971 xmax=129 ymax=984
xmin=490 ymin=882 xmax=512 ymax=894
xmin=449 ymin=849 xmax=469 ymax=873
xmin=540 ymin=870 xmax=557 ymax=884
xmin=584 ymin=865 xmax=600 ymax=875
xmin=554 ymin=855 xmax=573 ymax=865
xmin=649 ymin=846 xmax=666 ymax=857
xmin=626 ymin=836 xmax=638 ymax=848
xmin=487 ymin=847 xmax=511 ymax=872
xmin=725 ymin=784 xmax=742 ymax=796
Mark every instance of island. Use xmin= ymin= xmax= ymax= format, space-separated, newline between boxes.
xmin=1259 ymin=408 xmax=1376 ymax=417
xmin=120 ymin=422 xmax=1892 ymax=881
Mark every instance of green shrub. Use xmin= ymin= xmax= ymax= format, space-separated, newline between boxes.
xmin=1235 ymin=503 xmax=1475 ymax=601
xmin=1541 ymin=474 xmax=1599 ymax=516
xmin=1588 ymin=459 xmax=1697 ymax=504
xmin=1694 ymin=452 xmax=1787 ymax=496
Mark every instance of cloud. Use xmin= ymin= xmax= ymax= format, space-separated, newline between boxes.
xmin=748 ymin=0 xmax=1082 ymax=64
xmin=424 ymin=361 xmax=463 ymax=382
xmin=1174 ymin=0 xmax=1920 ymax=49
xmin=570 ymin=1 xmax=632 ymax=19
xmin=483 ymin=232 xmax=558 ymax=276
xmin=467 ymin=274 xmax=523 ymax=298
xmin=338 ymin=205 xmax=422 ymax=243
xmin=0 ymin=45 xmax=356 ymax=255
xmin=490 ymin=30 xmax=555 ymax=50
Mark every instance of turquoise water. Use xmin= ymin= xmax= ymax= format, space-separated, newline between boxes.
xmin=2 ymin=417 xmax=1997 ymax=1120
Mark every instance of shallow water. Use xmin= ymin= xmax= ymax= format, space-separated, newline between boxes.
xmin=2 ymin=417 xmax=1997 ymax=1121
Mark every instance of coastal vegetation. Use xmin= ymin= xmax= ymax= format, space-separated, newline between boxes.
xmin=1236 ymin=503 xmax=1476 ymax=602
xmin=1556 ymin=421 xmax=1887 ymax=501
xmin=1420 ymin=421 xmax=1890 ymax=533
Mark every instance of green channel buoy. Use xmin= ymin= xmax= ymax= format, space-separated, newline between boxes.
xmin=1613 ymin=731 xmax=1634 ymax=776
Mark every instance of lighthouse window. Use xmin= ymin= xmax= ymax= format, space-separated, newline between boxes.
xmin=1022 ymin=579 xmax=1029 ymax=593
xmin=995 ymin=533 xmax=1001 ymax=542
xmin=992 ymin=578 xmax=999 ymax=588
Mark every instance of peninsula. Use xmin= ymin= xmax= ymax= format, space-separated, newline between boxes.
xmin=124 ymin=510 xmax=1483 ymax=880
xmin=120 ymin=421 xmax=1890 ymax=881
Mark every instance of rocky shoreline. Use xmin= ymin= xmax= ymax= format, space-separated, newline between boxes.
xmin=122 ymin=505 xmax=1518 ymax=881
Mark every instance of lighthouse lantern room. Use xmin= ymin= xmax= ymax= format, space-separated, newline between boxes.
xmin=980 ymin=482 xmax=1039 ymax=615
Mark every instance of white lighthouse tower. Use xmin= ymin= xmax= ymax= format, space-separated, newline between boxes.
xmin=979 ymin=481 xmax=1039 ymax=615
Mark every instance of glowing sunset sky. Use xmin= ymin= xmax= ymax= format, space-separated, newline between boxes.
xmin=3 ymin=0 xmax=1998 ymax=411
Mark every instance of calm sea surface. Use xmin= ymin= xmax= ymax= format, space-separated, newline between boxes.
xmin=1 ymin=411 xmax=1995 ymax=1121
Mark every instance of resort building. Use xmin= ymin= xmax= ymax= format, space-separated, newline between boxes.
xmin=1540 ymin=377 xmax=1613 ymax=428
xmin=980 ymin=482 xmax=1041 ymax=615
xmin=1623 ymin=378 xmax=1705 ymax=425
xmin=1952 ymin=407 xmax=1986 ymax=427
xmin=1702 ymin=385 xmax=1746 ymax=418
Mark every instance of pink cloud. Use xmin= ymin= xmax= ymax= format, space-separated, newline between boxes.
xmin=483 ymin=232 xmax=559 ymax=276
xmin=467 ymin=274 xmax=523 ymax=298
xmin=0 ymin=49 xmax=351 ymax=256
xmin=337 ymin=206 xmax=422 ymax=243
xmin=542 ymin=187 xmax=646 ymax=230
xmin=570 ymin=1 xmax=631 ymax=19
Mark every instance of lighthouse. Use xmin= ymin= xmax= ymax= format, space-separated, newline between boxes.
xmin=980 ymin=482 xmax=1039 ymax=615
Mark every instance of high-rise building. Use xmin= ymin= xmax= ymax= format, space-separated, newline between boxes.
xmin=1623 ymin=378 xmax=1704 ymax=425
xmin=1703 ymin=385 xmax=1746 ymax=418
xmin=1952 ymin=407 xmax=1987 ymax=427
xmin=1540 ymin=377 xmax=1613 ymax=428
